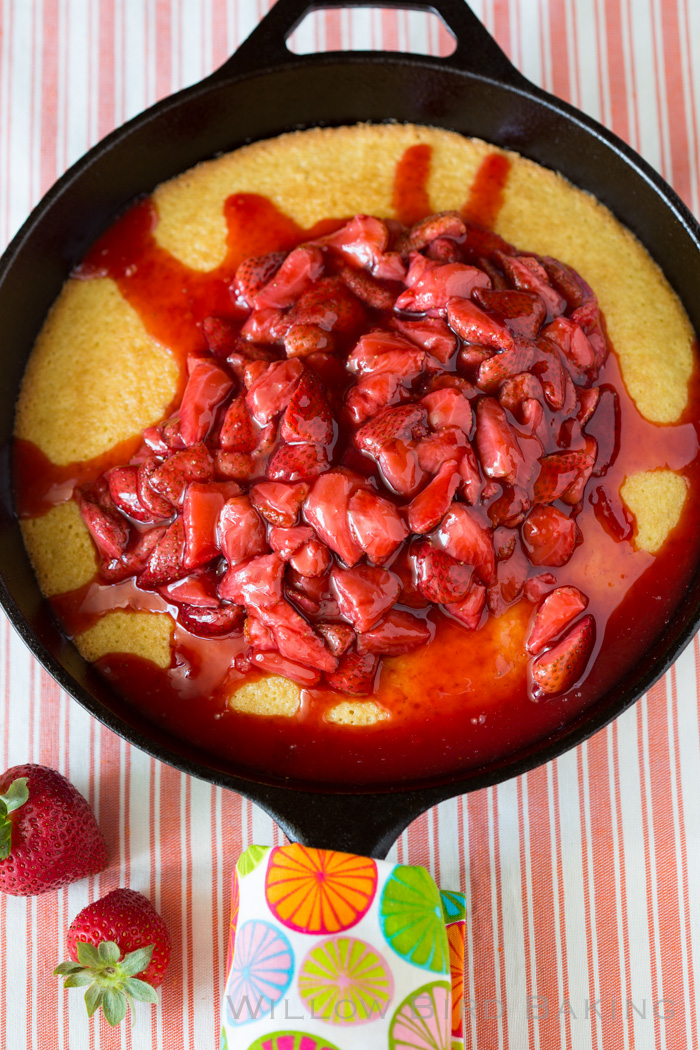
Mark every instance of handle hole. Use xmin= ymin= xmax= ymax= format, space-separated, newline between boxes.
xmin=287 ymin=6 xmax=457 ymax=56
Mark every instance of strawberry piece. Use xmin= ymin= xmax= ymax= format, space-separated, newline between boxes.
xmin=331 ymin=564 xmax=401 ymax=633
xmin=339 ymin=265 xmax=397 ymax=309
xmin=488 ymin=540 xmax=529 ymax=613
xmin=396 ymin=211 xmax=466 ymax=255
xmin=444 ymin=579 xmax=487 ymax=630
xmin=447 ymin=297 xmax=514 ymax=351
xmin=347 ymin=488 xmax=408 ymax=563
xmin=457 ymin=345 xmax=494 ymax=373
xmin=183 ymin=481 xmax=239 ymax=569
xmin=322 ymin=215 xmax=395 ymax=274
xmin=345 ymin=372 xmax=409 ymax=424
xmin=217 ymin=496 xmax=268 ymax=567
xmin=137 ymin=518 xmax=186 ymax=588
xmin=416 ymin=427 xmax=468 ymax=474
xmin=426 ymin=238 xmax=462 ymax=263
xmin=218 ymin=552 xmax=285 ymax=608
xmin=499 ymin=372 xmax=543 ymax=416
xmin=587 ymin=387 xmax=619 ymax=477
xmin=542 ymin=257 xmax=596 ymax=310
xmin=391 ymin=316 xmax=457 ymax=364
xmin=458 ymin=444 xmax=483 ymax=504
xmin=524 ymin=572 xmax=558 ymax=603
xmin=244 ymin=615 xmax=276 ymax=651
xmin=378 ymin=440 xmax=427 ymax=497
xmin=177 ymin=602 xmax=244 ymax=637
xmin=79 ymin=498 xmax=129 ymax=561
xmin=531 ymin=615 xmax=595 ymax=697
xmin=161 ymin=572 xmax=220 ymax=607
xmin=142 ymin=427 xmax=170 ymax=456
xmin=250 ymin=480 xmax=310 ymax=527
xmin=473 ymin=288 xmax=547 ymax=339
xmin=317 ymin=623 xmax=355 ymax=656
xmin=498 ymin=253 xmax=566 ymax=320
xmin=358 ymin=609 xmax=432 ymax=655
xmin=201 ymin=315 xmax=241 ymax=357
xmin=591 ymin=484 xmax=635 ymax=542
xmin=149 ymin=444 xmax=214 ymax=507
xmin=532 ymin=341 xmax=568 ymax=410
xmin=240 ymin=308 xmax=290 ymax=345
xmin=534 ymin=438 xmax=597 ymax=505
xmin=347 ymin=331 xmax=425 ymax=378
xmin=179 ymin=359 xmax=233 ymax=446
xmin=493 ymin=527 xmax=517 ymax=560
xmin=102 ymin=526 xmax=167 ymax=583
xmin=267 ymin=442 xmax=330 ymax=482
xmin=476 ymin=339 xmax=537 ymax=391
xmin=254 ymin=245 xmax=324 ymax=310
xmin=284 ymin=323 xmax=335 ymax=358
xmin=526 ymin=585 xmax=589 ymax=655
xmin=280 ymin=370 xmax=333 ymax=445
xmin=233 ymin=251 xmax=286 ymax=308
xmin=358 ymin=401 xmax=430 ymax=455
xmin=0 ymin=764 xmax=107 ymax=895
xmin=414 ymin=542 xmax=473 ymax=604
xmin=252 ymin=650 xmax=321 ymax=686
xmin=254 ymin=600 xmax=337 ymax=672
xmin=570 ymin=301 xmax=608 ymax=370
xmin=269 ymin=525 xmax=314 ymax=560
xmin=106 ymin=466 xmax=156 ymax=524
xmin=407 ymin=461 xmax=459 ymax=533
xmin=219 ymin=395 xmax=256 ymax=452
xmin=289 ymin=275 xmax=368 ymax=336
xmin=421 ymin=388 xmax=473 ymax=434
xmin=521 ymin=505 xmax=581 ymax=566
xmin=577 ymin=386 xmax=600 ymax=426
xmin=325 ymin=648 xmax=379 ymax=696
xmin=288 ymin=537 xmax=333 ymax=577
xmin=303 ymin=471 xmax=364 ymax=566
xmin=436 ymin=504 xmax=496 ymax=585
xmin=245 ymin=358 xmax=304 ymax=424
xmin=487 ymin=484 xmax=531 ymax=528
xmin=214 ymin=451 xmax=255 ymax=480
xmin=542 ymin=316 xmax=597 ymax=381
xmin=395 ymin=264 xmax=491 ymax=313
xmin=475 ymin=397 xmax=524 ymax=482
xmin=61 ymin=887 xmax=171 ymax=1014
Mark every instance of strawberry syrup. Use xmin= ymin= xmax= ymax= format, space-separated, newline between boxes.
xmin=13 ymin=150 xmax=700 ymax=788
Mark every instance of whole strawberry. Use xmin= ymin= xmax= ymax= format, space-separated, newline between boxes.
xmin=55 ymin=889 xmax=171 ymax=1026
xmin=0 ymin=764 xmax=108 ymax=895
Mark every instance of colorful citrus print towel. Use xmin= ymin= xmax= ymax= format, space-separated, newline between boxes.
xmin=220 ymin=844 xmax=466 ymax=1050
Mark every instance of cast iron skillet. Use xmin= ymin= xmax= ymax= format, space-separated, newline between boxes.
xmin=2 ymin=0 xmax=700 ymax=858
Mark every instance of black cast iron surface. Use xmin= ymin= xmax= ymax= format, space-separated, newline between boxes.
xmin=2 ymin=0 xmax=700 ymax=856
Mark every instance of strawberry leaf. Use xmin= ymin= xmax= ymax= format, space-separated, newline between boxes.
xmin=76 ymin=941 xmax=101 ymax=969
xmin=63 ymin=972 xmax=95 ymax=988
xmin=0 ymin=777 xmax=29 ymax=860
xmin=120 ymin=945 xmax=154 ymax=977
xmin=84 ymin=984 xmax=104 ymax=1018
xmin=97 ymin=941 xmax=121 ymax=966
xmin=123 ymin=977 xmax=158 ymax=1003
xmin=53 ymin=962 xmax=84 ymax=976
xmin=102 ymin=988 xmax=128 ymax=1027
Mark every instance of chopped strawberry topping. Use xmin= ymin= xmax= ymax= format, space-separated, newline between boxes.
xmin=77 ymin=209 xmax=614 ymax=699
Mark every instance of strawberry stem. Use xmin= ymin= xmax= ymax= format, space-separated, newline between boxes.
xmin=54 ymin=940 xmax=158 ymax=1026
xmin=0 ymin=777 xmax=29 ymax=860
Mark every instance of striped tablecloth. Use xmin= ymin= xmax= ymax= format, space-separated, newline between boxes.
xmin=1 ymin=1 xmax=699 ymax=1047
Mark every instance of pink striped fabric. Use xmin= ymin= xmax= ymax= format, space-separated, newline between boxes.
xmin=1 ymin=1 xmax=699 ymax=1047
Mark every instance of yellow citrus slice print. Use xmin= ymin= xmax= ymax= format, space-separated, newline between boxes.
xmin=298 ymin=936 xmax=394 ymax=1025
xmin=265 ymin=845 xmax=377 ymax=934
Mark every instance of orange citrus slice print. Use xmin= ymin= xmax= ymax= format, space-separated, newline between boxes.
xmin=265 ymin=845 xmax=378 ymax=934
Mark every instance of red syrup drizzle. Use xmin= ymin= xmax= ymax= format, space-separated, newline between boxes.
xmin=392 ymin=144 xmax=433 ymax=225
xmin=13 ymin=151 xmax=700 ymax=787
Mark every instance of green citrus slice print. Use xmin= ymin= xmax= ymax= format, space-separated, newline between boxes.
xmin=439 ymin=890 xmax=466 ymax=925
xmin=265 ymin=845 xmax=377 ymax=934
xmin=237 ymin=844 xmax=270 ymax=878
xmin=245 ymin=1033 xmax=343 ymax=1050
xmin=380 ymin=866 xmax=450 ymax=973
xmin=298 ymin=936 xmax=394 ymax=1025
xmin=389 ymin=981 xmax=452 ymax=1050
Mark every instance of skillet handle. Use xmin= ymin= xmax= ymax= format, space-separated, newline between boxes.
xmin=210 ymin=0 xmax=526 ymax=86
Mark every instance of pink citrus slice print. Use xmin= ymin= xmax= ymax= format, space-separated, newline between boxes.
xmin=298 ymin=935 xmax=394 ymax=1025
xmin=265 ymin=845 xmax=377 ymax=934
xmin=225 ymin=919 xmax=294 ymax=1025
xmin=245 ymin=1034 xmax=343 ymax=1050
xmin=389 ymin=981 xmax=452 ymax=1050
